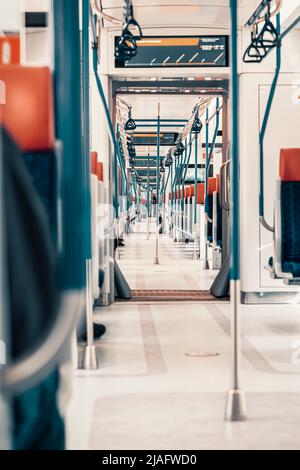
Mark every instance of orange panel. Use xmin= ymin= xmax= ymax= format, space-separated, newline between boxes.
xmin=216 ymin=174 xmax=220 ymax=193
xmin=190 ymin=185 xmax=195 ymax=198
xmin=280 ymin=148 xmax=300 ymax=181
xmin=137 ymin=38 xmax=199 ymax=47
xmin=0 ymin=65 xmax=54 ymax=151
xmin=0 ymin=36 xmax=20 ymax=65
xmin=208 ymin=177 xmax=217 ymax=195
xmin=197 ymin=183 xmax=205 ymax=204
xmin=185 ymin=186 xmax=191 ymax=198
xmin=96 ymin=162 xmax=103 ymax=182
xmin=90 ymin=151 xmax=97 ymax=175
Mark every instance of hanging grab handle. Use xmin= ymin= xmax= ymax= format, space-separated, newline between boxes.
xmin=115 ymin=0 xmax=143 ymax=62
xmin=259 ymin=14 xmax=281 ymax=232
xmin=243 ymin=2 xmax=279 ymax=63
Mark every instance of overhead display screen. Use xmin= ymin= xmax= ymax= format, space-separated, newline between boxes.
xmin=132 ymin=133 xmax=179 ymax=146
xmin=115 ymin=36 xmax=229 ymax=68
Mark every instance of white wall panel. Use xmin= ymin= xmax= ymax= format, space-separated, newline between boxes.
xmin=0 ymin=0 xmax=22 ymax=31
xmin=240 ymin=73 xmax=300 ymax=293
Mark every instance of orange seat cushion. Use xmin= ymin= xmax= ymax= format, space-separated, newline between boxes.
xmin=0 ymin=65 xmax=54 ymax=151
xmin=197 ymin=183 xmax=205 ymax=204
xmin=280 ymin=149 xmax=300 ymax=182
xmin=0 ymin=36 xmax=20 ymax=65
xmin=185 ymin=186 xmax=191 ymax=198
xmin=96 ymin=162 xmax=103 ymax=182
xmin=216 ymin=174 xmax=220 ymax=193
xmin=208 ymin=177 xmax=217 ymax=195
xmin=90 ymin=151 xmax=97 ymax=175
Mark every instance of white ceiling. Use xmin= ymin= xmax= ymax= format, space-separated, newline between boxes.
xmin=119 ymin=93 xmax=218 ymax=157
xmin=123 ymin=93 xmax=204 ymax=121
xmin=100 ymin=0 xmax=260 ymax=29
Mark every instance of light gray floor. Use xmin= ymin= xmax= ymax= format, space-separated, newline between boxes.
xmin=118 ymin=224 xmax=217 ymax=290
xmin=66 ymin=301 xmax=300 ymax=450
xmin=66 ymin=225 xmax=300 ymax=450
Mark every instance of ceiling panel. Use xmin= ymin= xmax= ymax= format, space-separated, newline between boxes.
xmin=100 ymin=0 xmax=260 ymax=27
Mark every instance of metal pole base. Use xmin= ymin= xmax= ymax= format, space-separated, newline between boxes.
xmin=82 ymin=345 xmax=99 ymax=370
xmin=203 ymin=260 xmax=210 ymax=270
xmin=154 ymin=256 xmax=160 ymax=265
xmin=101 ymin=293 xmax=110 ymax=306
xmin=225 ymin=389 xmax=247 ymax=421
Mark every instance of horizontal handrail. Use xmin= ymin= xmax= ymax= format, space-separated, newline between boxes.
xmin=1 ymin=290 xmax=83 ymax=396
xmin=173 ymin=226 xmax=194 ymax=238
xmin=220 ymin=159 xmax=231 ymax=211
xmin=205 ymin=105 xmax=223 ymax=125
xmin=91 ymin=0 xmax=123 ymax=25
xmin=245 ymin=0 xmax=283 ymax=27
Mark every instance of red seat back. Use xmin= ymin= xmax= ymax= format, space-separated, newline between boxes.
xmin=280 ymin=149 xmax=300 ymax=181
xmin=0 ymin=65 xmax=54 ymax=151
xmin=207 ymin=177 xmax=217 ymax=195
xmin=90 ymin=151 xmax=97 ymax=175
xmin=197 ymin=183 xmax=205 ymax=204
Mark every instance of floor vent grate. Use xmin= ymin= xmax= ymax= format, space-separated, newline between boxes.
xmin=117 ymin=290 xmax=229 ymax=302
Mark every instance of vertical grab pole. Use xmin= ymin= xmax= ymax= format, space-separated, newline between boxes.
xmin=0 ymin=132 xmax=11 ymax=450
xmin=225 ymin=0 xmax=247 ymax=421
xmin=115 ymin=127 xmax=121 ymax=260
xmin=193 ymin=134 xmax=198 ymax=260
xmin=169 ymin=161 xmax=173 ymax=237
xmin=203 ymin=107 xmax=210 ymax=269
xmin=259 ymin=14 xmax=281 ymax=232
xmin=154 ymin=104 xmax=160 ymax=264
xmin=147 ymin=151 xmax=150 ymax=240
xmin=177 ymin=153 xmax=183 ymax=241
xmin=81 ymin=0 xmax=98 ymax=370
xmin=54 ymin=0 xmax=87 ymax=289
xmin=171 ymin=157 xmax=175 ymax=239
xmin=181 ymin=142 xmax=187 ymax=235
xmin=54 ymin=0 xmax=95 ymax=365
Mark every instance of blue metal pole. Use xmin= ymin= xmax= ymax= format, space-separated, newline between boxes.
xmin=92 ymin=47 xmax=129 ymax=192
xmin=170 ymin=162 xmax=173 ymax=210
xmin=161 ymin=167 xmax=170 ymax=199
xmin=82 ymin=0 xmax=92 ymax=260
xmin=259 ymin=14 xmax=281 ymax=231
xmin=194 ymin=134 xmax=198 ymax=225
xmin=205 ymin=107 xmax=210 ymax=205
xmin=230 ymin=25 xmax=240 ymax=283
xmin=181 ymin=142 xmax=187 ymax=217
xmin=114 ymin=125 xmax=120 ymax=218
xmin=182 ymin=137 xmax=193 ymax=187
xmin=156 ymin=111 xmax=161 ymax=224
xmin=225 ymin=0 xmax=247 ymax=422
xmin=53 ymin=0 xmax=86 ymax=288
xmin=205 ymin=98 xmax=220 ymax=214
xmin=147 ymin=154 xmax=150 ymax=217
xmin=178 ymin=152 xmax=183 ymax=234
xmin=154 ymin=105 xmax=161 ymax=264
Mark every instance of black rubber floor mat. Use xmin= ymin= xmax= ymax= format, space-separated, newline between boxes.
xmin=117 ymin=290 xmax=229 ymax=302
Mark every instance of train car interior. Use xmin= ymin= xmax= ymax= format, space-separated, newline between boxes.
xmin=1 ymin=0 xmax=300 ymax=453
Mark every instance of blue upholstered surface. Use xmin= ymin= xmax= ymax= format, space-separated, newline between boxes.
xmin=281 ymin=182 xmax=300 ymax=276
xmin=23 ymin=152 xmax=57 ymax=240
